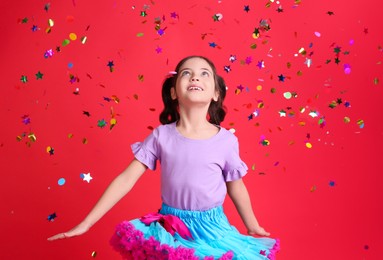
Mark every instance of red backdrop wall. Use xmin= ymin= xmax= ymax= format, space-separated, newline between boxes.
xmin=1 ymin=0 xmax=382 ymax=259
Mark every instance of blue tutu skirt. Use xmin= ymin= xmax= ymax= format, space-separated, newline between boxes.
xmin=110 ymin=204 xmax=280 ymax=259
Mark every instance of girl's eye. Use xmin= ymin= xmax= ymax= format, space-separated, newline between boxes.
xmin=201 ymin=71 xmax=210 ymax=77
xmin=181 ymin=71 xmax=191 ymax=76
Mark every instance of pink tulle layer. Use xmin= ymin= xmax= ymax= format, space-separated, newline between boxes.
xmin=110 ymin=221 xmax=234 ymax=259
xmin=267 ymin=239 xmax=280 ymax=260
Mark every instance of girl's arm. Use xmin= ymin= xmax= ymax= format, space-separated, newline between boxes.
xmin=48 ymin=158 xmax=147 ymax=241
xmin=226 ymin=178 xmax=270 ymax=236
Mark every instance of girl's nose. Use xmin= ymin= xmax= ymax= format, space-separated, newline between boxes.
xmin=191 ymin=76 xmax=199 ymax=81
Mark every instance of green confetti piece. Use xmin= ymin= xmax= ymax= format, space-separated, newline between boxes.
xmin=62 ymin=39 xmax=70 ymax=46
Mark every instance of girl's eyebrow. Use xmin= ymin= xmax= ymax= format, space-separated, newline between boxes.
xmin=179 ymin=67 xmax=212 ymax=73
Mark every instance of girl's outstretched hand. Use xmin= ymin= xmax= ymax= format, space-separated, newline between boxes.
xmin=248 ymin=225 xmax=270 ymax=237
xmin=47 ymin=222 xmax=90 ymax=241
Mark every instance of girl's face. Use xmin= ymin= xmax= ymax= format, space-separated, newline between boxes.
xmin=171 ymin=57 xmax=218 ymax=107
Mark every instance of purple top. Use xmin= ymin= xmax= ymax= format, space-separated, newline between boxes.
xmin=131 ymin=122 xmax=248 ymax=211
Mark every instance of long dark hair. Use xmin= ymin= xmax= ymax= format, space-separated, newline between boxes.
xmin=159 ymin=56 xmax=227 ymax=125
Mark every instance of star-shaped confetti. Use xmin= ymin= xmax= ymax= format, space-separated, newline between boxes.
xmin=245 ymin=56 xmax=252 ymax=65
xmin=97 ymin=119 xmax=107 ymax=128
xmin=236 ymin=84 xmax=244 ymax=92
xmin=82 ymin=172 xmax=93 ymax=183
xmin=155 ymin=46 xmax=162 ymax=53
xmin=256 ymin=60 xmax=265 ymax=69
xmin=229 ymin=55 xmax=237 ymax=63
xmin=35 ymin=71 xmax=43 ymax=80
xmin=224 ymin=65 xmax=231 ymax=73
xmin=170 ymin=12 xmax=179 ymax=19
xmin=46 ymin=146 xmax=55 ymax=155
xmin=244 ymin=5 xmax=250 ymax=12
xmin=107 ymin=61 xmax=114 ymax=72
xmin=31 ymin=25 xmax=39 ymax=32
xmin=44 ymin=49 xmax=54 ymax=58
xmin=318 ymin=117 xmax=326 ymax=128
xmin=212 ymin=14 xmax=220 ymax=21
xmin=279 ymin=110 xmax=287 ymax=117
xmin=157 ymin=28 xmax=165 ymax=36
xmin=209 ymin=42 xmax=217 ymax=48
xmin=47 ymin=212 xmax=57 ymax=222
xmin=278 ymin=74 xmax=286 ymax=82
xmin=20 ymin=75 xmax=28 ymax=83
xmin=21 ymin=115 xmax=31 ymax=125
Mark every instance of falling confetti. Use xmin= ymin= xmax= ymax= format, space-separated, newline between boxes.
xmin=47 ymin=213 xmax=57 ymax=222
xmin=82 ymin=173 xmax=93 ymax=183
xmin=46 ymin=146 xmax=55 ymax=155
xmin=58 ymin=178 xmax=66 ymax=186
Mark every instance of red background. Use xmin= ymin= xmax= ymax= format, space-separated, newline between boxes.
xmin=1 ymin=0 xmax=382 ymax=259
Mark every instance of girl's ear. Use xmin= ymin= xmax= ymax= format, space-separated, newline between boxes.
xmin=170 ymin=87 xmax=177 ymax=100
xmin=212 ymin=90 xmax=219 ymax=102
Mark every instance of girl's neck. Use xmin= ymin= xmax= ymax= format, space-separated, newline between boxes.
xmin=176 ymin=106 xmax=219 ymax=140
xmin=177 ymin=106 xmax=211 ymax=129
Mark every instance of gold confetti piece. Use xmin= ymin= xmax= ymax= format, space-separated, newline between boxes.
xmin=297 ymin=70 xmax=303 ymax=76
xmin=133 ymin=94 xmax=139 ymax=100
xmin=251 ymin=164 xmax=256 ymax=171
xmin=138 ymin=74 xmax=144 ymax=82
xmin=357 ymin=119 xmax=364 ymax=128
xmin=16 ymin=135 xmax=23 ymax=142
xmin=298 ymin=47 xmax=306 ymax=55
xmin=111 ymin=95 xmax=120 ymax=103
xmin=82 ymin=138 xmax=88 ymax=144
xmin=250 ymin=43 xmax=257 ymax=49
xmin=110 ymin=118 xmax=117 ymax=130
xmin=91 ymin=251 xmax=97 ymax=257
xmin=344 ymin=117 xmax=351 ymax=123
xmin=256 ymin=85 xmax=262 ymax=91
xmin=48 ymin=19 xmax=54 ymax=27
xmin=305 ymin=142 xmax=312 ymax=149
xmin=298 ymin=121 xmax=306 ymax=126
xmin=374 ymin=77 xmax=379 ymax=85
xmin=81 ymin=36 xmax=87 ymax=44
xmin=68 ymin=133 xmax=73 ymax=138
xmin=310 ymin=185 xmax=316 ymax=192
xmin=69 ymin=33 xmax=77 ymax=40
xmin=28 ymin=133 xmax=36 ymax=142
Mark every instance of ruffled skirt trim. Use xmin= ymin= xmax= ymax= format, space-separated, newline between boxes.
xmin=110 ymin=204 xmax=280 ymax=259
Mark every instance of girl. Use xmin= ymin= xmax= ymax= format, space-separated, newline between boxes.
xmin=48 ymin=56 xmax=280 ymax=259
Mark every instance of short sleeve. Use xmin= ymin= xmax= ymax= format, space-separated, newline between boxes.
xmin=131 ymin=129 xmax=159 ymax=170
xmin=222 ymin=135 xmax=248 ymax=182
